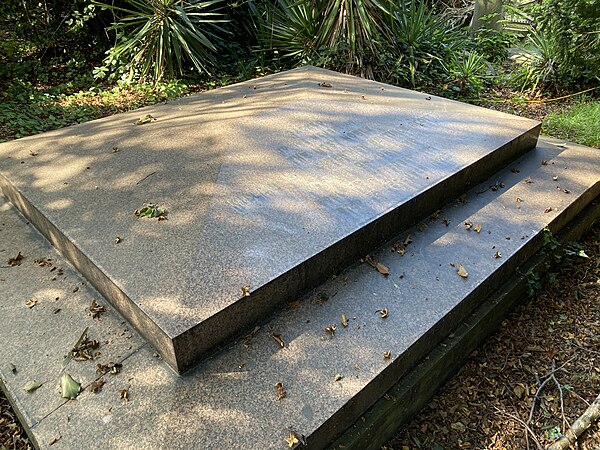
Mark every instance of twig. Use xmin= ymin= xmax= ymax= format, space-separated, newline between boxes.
xmin=547 ymin=392 xmax=600 ymax=450
xmin=494 ymin=406 xmax=544 ymax=450
xmin=136 ymin=171 xmax=157 ymax=185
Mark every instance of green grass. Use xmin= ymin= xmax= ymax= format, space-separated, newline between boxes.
xmin=542 ymin=99 xmax=600 ymax=148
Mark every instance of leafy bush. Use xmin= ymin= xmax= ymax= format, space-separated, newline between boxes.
xmin=381 ymin=1 xmax=464 ymax=88
xmin=95 ymin=0 xmax=228 ymax=82
xmin=512 ymin=28 xmax=559 ymax=93
xmin=443 ymin=51 xmax=490 ymax=96
xmin=536 ymin=0 xmax=600 ymax=84
xmin=253 ymin=0 xmax=392 ymax=76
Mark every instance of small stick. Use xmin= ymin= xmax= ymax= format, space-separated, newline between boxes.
xmin=547 ymin=392 xmax=600 ymax=450
xmin=136 ymin=171 xmax=157 ymax=185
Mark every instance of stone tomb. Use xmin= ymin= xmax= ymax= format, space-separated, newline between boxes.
xmin=0 ymin=66 xmax=540 ymax=373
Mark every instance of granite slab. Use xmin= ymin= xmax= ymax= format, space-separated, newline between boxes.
xmin=0 ymin=66 xmax=540 ymax=372
xmin=0 ymin=197 xmax=145 ymax=431
xmin=2 ymin=137 xmax=596 ymax=450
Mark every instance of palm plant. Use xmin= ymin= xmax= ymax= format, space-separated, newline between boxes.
xmin=254 ymin=0 xmax=392 ymax=76
xmin=95 ymin=0 xmax=227 ymax=82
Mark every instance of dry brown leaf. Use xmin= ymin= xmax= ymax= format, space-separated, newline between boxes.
xmin=544 ymin=207 xmax=553 ymax=213
xmin=326 ymin=324 xmax=337 ymax=336
xmin=7 ymin=252 xmax=24 ymax=266
xmin=334 ymin=373 xmax=343 ymax=382
xmin=384 ymin=351 xmax=392 ymax=359
xmin=89 ymin=300 xmax=106 ymax=319
xmin=275 ymin=381 xmax=286 ymax=400
xmin=96 ymin=362 xmax=122 ymax=375
xmin=118 ymin=388 xmax=129 ymax=401
xmin=379 ymin=308 xmax=389 ymax=319
xmin=464 ymin=221 xmax=473 ymax=230
xmin=375 ymin=262 xmax=390 ymax=277
xmin=474 ymin=224 xmax=482 ymax=233
xmin=392 ymin=241 xmax=406 ymax=255
xmin=90 ymin=379 xmax=105 ymax=394
xmin=271 ymin=333 xmax=285 ymax=349
xmin=25 ymin=299 xmax=37 ymax=309
xmin=241 ymin=284 xmax=251 ymax=297
xmin=318 ymin=82 xmax=332 ymax=88
xmin=285 ymin=433 xmax=299 ymax=448
xmin=524 ymin=177 xmax=534 ymax=184
xmin=494 ymin=251 xmax=502 ymax=259
xmin=457 ymin=263 xmax=468 ymax=278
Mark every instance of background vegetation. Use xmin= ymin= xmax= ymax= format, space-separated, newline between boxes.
xmin=0 ymin=0 xmax=598 ymax=144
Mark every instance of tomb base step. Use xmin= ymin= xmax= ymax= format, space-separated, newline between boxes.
xmin=1 ymin=136 xmax=598 ymax=449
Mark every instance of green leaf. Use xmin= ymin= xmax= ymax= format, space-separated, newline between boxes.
xmin=61 ymin=372 xmax=81 ymax=399
xmin=23 ymin=380 xmax=42 ymax=392
xmin=577 ymin=250 xmax=589 ymax=258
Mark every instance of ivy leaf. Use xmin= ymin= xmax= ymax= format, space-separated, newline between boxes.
xmin=60 ymin=372 xmax=81 ymax=399
xmin=23 ymin=380 xmax=42 ymax=392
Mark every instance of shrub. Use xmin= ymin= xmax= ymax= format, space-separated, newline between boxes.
xmin=536 ymin=0 xmax=600 ymax=84
xmin=94 ymin=0 xmax=228 ymax=82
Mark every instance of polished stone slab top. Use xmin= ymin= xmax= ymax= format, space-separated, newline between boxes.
xmin=1 ymin=137 xmax=598 ymax=449
xmin=0 ymin=66 xmax=539 ymax=372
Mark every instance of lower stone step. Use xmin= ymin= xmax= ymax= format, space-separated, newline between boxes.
xmin=0 ymin=136 xmax=598 ymax=449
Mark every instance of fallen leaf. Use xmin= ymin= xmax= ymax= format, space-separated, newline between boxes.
xmin=7 ymin=252 xmax=24 ymax=266
xmin=316 ymin=292 xmax=329 ymax=304
xmin=89 ymin=300 xmax=106 ymax=319
xmin=334 ymin=373 xmax=343 ymax=382
xmin=135 ymin=114 xmax=155 ymax=125
xmin=241 ymin=284 xmax=251 ymax=297
xmin=384 ymin=351 xmax=392 ymax=359
xmin=544 ymin=207 xmax=553 ymax=213
xmin=271 ymin=333 xmax=285 ymax=349
xmin=134 ymin=203 xmax=167 ymax=219
xmin=114 ymin=236 xmax=122 ymax=244
xmin=464 ymin=221 xmax=473 ymax=230
xmin=513 ymin=384 xmax=526 ymax=399
xmin=25 ymin=298 xmax=37 ymax=309
xmin=287 ymin=300 xmax=301 ymax=308
xmin=326 ymin=324 xmax=337 ymax=336
xmin=562 ymin=188 xmax=570 ymax=194
xmin=375 ymin=262 xmax=390 ymax=276
xmin=449 ymin=262 xmax=456 ymax=267
xmin=541 ymin=160 xmax=548 ymax=165
xmin=112 ymin=146 xmax=119 ymax=153
xmin=96 ymin=362 xmax=123 ymax=375
xmin=118 ymin=388 xmax=129 ymax=401
xmin=60 ymin=372 xmax=81 ymax=399
xmin=474 ymin=224 xmax=482 ymax=233
xmin=524 ymin=177 xmax=534 ymax=184
xmin=451 ymin=421 xmax=466 ymax=433
xmin=29 ymin=151 xmax=38 ymax=156
xmin=285 ymin=433 xmax=299 ymax=448
xmin=379 ymin=308 xmax=389 ymax=319
xmin=392 ymin=241 xmax=405 ymax=255
xmin=275 ymin=381 xmax=286 ymax=400
xmin=443 ymin=218 xmax=450 ymax=226
xmin=34 ymin=257 xmax=52 ymax=267
xmin=90 ymin=379 xmax=105 ymax=394
xmin=71 ymin=336 xmax=100 ymax=361
xmin=341 ymin=314 xmax=348 ymax=328
xmin=318 ymin=82 xmax=332 ymax=88
xmin=23 ymin=380 xmax=42 ymax=392
xmin=457 ymin=263 xmax=468 ymax=278
xmin=494 ymin=251 xmax=502 ymax=259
